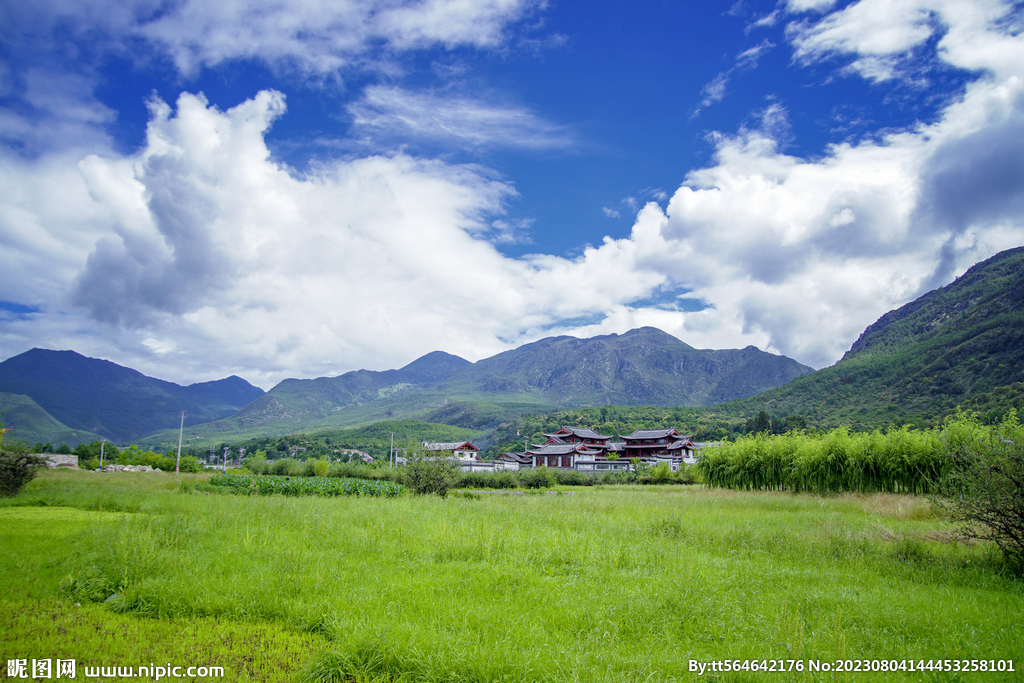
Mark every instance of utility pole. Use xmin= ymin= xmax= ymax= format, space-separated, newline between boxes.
xmin=99 ymin=439 xmax=105 ymax=470
xmin=175 ymin=410 xmax=185 ymax=474
xmin=390 ymin=432 xmax=395 ymax=467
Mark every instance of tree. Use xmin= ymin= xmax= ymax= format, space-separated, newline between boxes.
xmin=402 ymin=439 xmax=460 ymax=497
xmin=937 ymin=411 xmax=1024 ymax=574
xmin=746 ymin=411 xmax=772 ymax=434
xmin=1 ymin=425 xmax=45 ymax=497
xmin=782 ymin=415 xmax=807 ymax=432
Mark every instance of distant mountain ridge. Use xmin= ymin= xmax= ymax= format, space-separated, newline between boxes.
xmin=232 ymin=351 xmax=471 ymax=426
xmin=0 ymin=349 xmax=265 ymax=442
xmin=186 ymin=327 xmax=814 ymax=441
xmin=16 ymin=239 xmax=1020 ymax=449
xmin=431 ymin=327 xmax=812 ymax=406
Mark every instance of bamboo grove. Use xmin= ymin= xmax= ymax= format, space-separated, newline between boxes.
xmin=697 ymin=411 xmax=1024 ymax=495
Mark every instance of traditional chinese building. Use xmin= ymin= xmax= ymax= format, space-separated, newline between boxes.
xmin=422 ymin=441 xmax=480 ymax=468
xmin=620 ymin=428 xmax=698 ymax=465
xmin=540 ymin=426 xmax=614 ymax=457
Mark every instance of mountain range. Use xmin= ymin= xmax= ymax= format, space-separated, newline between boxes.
xmin=0 ymin=329 xmax=811 ymax=445
xmin=2 ymin=245 xmax=1021 ymax=447
xmin=202 ymin=327 xmax=814 ymax=441
xmin=0 ymin=349 xmax=264 ymax=443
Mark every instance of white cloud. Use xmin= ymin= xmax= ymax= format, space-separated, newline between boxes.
xmin=748 ymin=11 xmax=781 ymax=32
xmin=787 ymin=0 xmax=1023 ymax=83
xmin=0 ymin=91 xmax=664 ymax=386
xmin=510 ymin=0 xmax=1024 ymax=372
xmin=3 ymin=0 xmax=1024 ymax=390
xmin=695 ymin=40 xmax=775 ymax=115
xmin=348 ymin=85 xmax=575 ymax=150
xmin=787 ymin=0 xmax=837 ymax=13
xmin=737 ymin=39 xmax=776 ymax=68
xmin=700 ymin=73 xmax=731 ymax=108
xmin=5 ymin=0 xmax=542 ymax=78
xmin=594 ymin=0 xmax=1024 ymax=367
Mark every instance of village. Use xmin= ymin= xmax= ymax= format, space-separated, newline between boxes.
xmin=403 ymin=426 xmax=701 ymax=474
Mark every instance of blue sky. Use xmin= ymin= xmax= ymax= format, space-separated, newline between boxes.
xmin=2 ymin=0 xmax=1023 ymax=388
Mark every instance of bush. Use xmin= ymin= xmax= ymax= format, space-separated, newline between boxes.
xmin=937 ymin=412 xmax=1024 ymax=574
xmin=270 ymin=458 xmax=300 ymax=476
xmin=521 ymin=466 xmax=556 ymax=489
xmin=0 ymin=451 xmax=47 ymax=497
xmin=550 ymin=469 xmax=593 ymax=487
xmin=328 ymin=461 xmax=403 ymax=483
xmin=458 ymin=470 xmax=519 ymax=490
xmin=403 ymin=447 xmax=460 ymax=497
xmin=595 ymin=470 xmax=635 ymax=485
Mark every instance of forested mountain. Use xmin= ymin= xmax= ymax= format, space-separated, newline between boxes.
xmin=232 ymin=351 xmax=471 ymax=426
xmin=0 ymin=349 xmax=265 ymax=443
xmin=0 ymin=392 xmax=103 ymax=446
xmin=714 ymin=246 xmax=1024 ymax=429
xmin=432 ymin=327 xmax=812 ymax=406
xmin=174 ymin=327 xmax=813 ymax=442
xmin=8 ymin=245 xmax=1021 ymax=449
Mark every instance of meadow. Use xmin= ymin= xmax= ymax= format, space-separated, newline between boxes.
xmin=2 ymin=470 xmax=1023 ymax=682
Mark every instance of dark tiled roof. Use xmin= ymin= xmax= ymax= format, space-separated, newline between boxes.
xmin=552 ymin=426 xmax=613 ymax=440
xmin=623 ymin=428 xmax=680 ymax=440
xmin=497 ymin=452 xmax=533 ymax=463
xmin=527 ymin=443 xmax=603 ymax=456
xmin=422 ymin=441 xmax=478 ymax=451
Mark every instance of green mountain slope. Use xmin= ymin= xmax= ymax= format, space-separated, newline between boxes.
xmin=716 ymin=246 xmax=1024 ymax=429
xmin=0 ymin=349 xmax=265 ymax=443
xmin=147 ymin=327 xmax=812 ymax=447
xmin=434 ymin=327 xmax=813 ymax=406
xmin=230 ymin=351 xmax=470 ymax=426
xmin=0 ymin=392 xmax=102 ymax=446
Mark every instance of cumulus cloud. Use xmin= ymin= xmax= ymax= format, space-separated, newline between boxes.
xmin=21 ymin=91 xmax=658 ymax=385
xmin=618 ymin=0 xmax=1024 ymax=367
xmin=514 ymin=0 xmax=1024 ymax=371
xmin=2 ymin=0 xmax=1024 ymax=389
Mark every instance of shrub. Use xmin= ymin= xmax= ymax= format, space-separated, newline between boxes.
xmin=0 ymin=451 xmax=47 ymax=497
xmin=550 ymin=468 xmax=593 ymax=487
xmin=328 ymin=461 xmax=403 ymax=483
xmin=402 ymin=447 xmax=460 ymax=497
xmin=270 ymin=458 xmax=299 ymax=476
xmin=675 ymin=465 xmax=702 ymax=485
xmin=176 ymin=456 xmax=202 ymax=473
xmin=595 ymin=470 xmax=634 ymax=485
xmin=936 ymin=411 xmax=1024 ymax=574
xmin=645 ymin=462 xmax=673 ymax=484
xmin=458 ymin=470 xmax=518 ymax=490
xmin=520 ymin=466 xmax=556 ymax=489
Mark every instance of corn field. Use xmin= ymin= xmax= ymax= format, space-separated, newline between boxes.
xmin=209 ymin=474 xmax=405 ymax=497
xmin=697 ymin=412 xmax=1022 ymax=495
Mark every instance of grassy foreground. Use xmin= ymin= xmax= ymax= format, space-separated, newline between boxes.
xmin=2 ymin=470 xmax=1022 ymax=682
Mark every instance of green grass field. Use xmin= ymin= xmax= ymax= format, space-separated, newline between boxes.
xmin=2 ymin=470 xmax=1022 ymax=682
